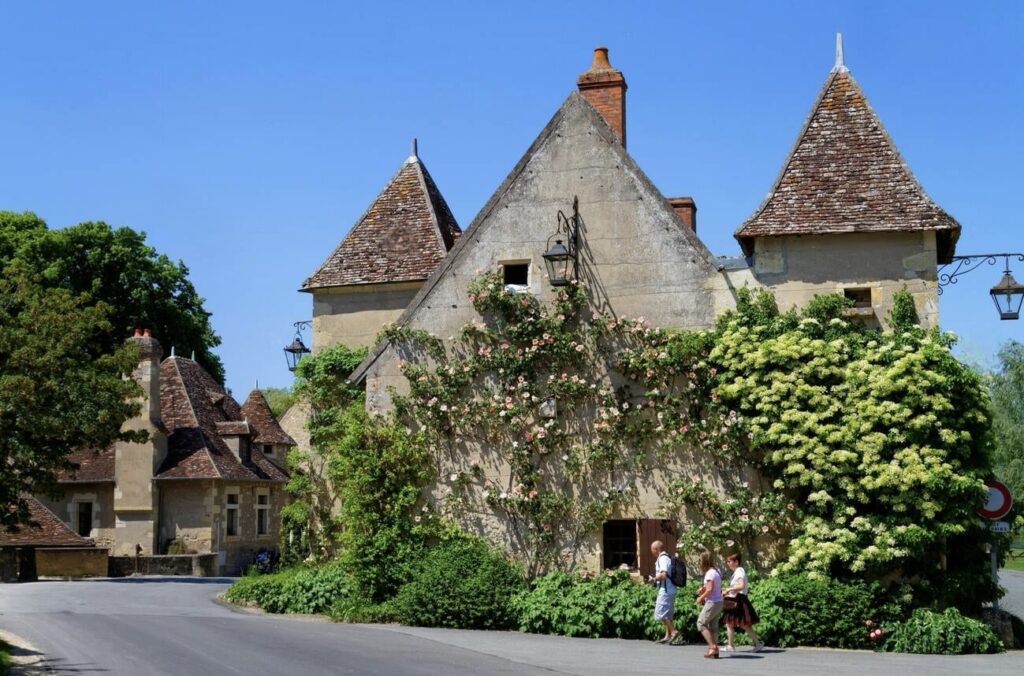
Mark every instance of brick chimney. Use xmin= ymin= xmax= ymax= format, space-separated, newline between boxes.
xmin=667 ymin=197 xmax=698 ymax=232
xmin=577 ymin=46 xmax=627 ymax=147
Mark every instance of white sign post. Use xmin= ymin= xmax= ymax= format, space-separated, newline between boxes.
xmin=978 ymin=480 xmax=1014 ymax=612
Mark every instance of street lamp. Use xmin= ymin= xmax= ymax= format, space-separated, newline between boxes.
xmin=542 ymin=197 xmax=580 ymax=287
xmin=283 ymin=321 xmax=312 ymax=372
xmin=990 ymin=266 xmax=1024 ymax=320
xmin=939 ymin=253 xmax=1024 ymax=321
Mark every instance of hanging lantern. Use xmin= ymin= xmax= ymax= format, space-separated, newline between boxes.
xmin=542 ymin=197 xmax=579 ymax=287
xmin=990 ymin=267 xmax=1024 ymax=320
xmin=283 ymin=335 xmax=311 ymax=372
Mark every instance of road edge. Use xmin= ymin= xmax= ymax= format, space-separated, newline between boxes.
xmin=0 ymin=629 xmax=50 ymax=675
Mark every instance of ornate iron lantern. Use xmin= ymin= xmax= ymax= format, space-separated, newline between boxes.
xmin=990 ymin=266 xmax=1024 ymax=320
xmin=283 ymin=321 xmax=312 ymax=371
xmin=940 ymin=253 xmax=1024 ymax=321
xmin=542 ymin=197 xmax=580 ymax=287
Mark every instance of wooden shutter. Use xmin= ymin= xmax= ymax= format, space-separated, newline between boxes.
xmin=637 ymin=518 xmax=678 ymax=575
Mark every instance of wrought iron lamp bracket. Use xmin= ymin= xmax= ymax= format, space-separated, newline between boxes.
xmin=937 ymin=253 xmax=1024 ymax=295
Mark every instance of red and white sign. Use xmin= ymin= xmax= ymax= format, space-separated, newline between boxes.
xmin=977 ymin=480 xmax=1013 ymax=520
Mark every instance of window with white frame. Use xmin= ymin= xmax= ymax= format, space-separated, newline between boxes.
xmin=225 ymin=492 xmax=240 ymax=537
xmin=256 ymin=492 xmax=270 ymax=536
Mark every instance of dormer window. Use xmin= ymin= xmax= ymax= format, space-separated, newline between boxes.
xmin=502 ymin=261 xmax=530 ymax=293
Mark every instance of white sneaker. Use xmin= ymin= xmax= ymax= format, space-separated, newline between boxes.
xmin=723 ymin=645 xmax=735 ymax=652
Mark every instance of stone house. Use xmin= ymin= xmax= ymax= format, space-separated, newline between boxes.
xmin=307 ymin=43 xmax=961 ymax=572
xmin=34 ymin=330 xmax=293 ymax=575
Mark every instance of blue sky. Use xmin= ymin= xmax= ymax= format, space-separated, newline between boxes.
xmin=1 ymin=1 xmax=1021 ymax=396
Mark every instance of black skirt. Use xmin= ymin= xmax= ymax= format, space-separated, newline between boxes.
xmin=723 ymin=594 xmax=759 ymax=627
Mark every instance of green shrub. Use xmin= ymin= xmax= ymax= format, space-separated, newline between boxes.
xmin=287 ymin=562 xmax=353 ymax=614
xmin=883 ymin=608 xmax=1003 ymax=654
xmin=224 ymin=568 xmax=299 ymax=613
xmin=750 ymin=574 xmax=900 ymax=649
xmin=224 ymin=563 xmax=352 ymax=615
xmin=394 ymin=537 xmax=525 ymax=630
xmin=515 ymin=569 xmax=702 ymax=641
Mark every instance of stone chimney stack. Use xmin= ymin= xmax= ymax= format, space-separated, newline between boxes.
xmin=128 ymin=328 xmax=163 ymax=436
xmin=577 ymin=46 xmax=627 ymax=147
xmin=667 ymin=197 xmax=698 ymax=232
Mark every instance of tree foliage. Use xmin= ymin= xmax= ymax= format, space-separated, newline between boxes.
xmin=990 ymin=341 xmax=1024 ymax=504
xmin=0 ymin=211 xmax=223 ymax=382
xmin=261 ymin=386 xmax=295 ymax=418
xmin=0 ymin=265 xmax=141 ymax=527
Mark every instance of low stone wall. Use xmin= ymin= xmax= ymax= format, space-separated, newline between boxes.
xmin=36 ymin=548 xmax=108 ymax=578
xmin=108 ymin=553 xmax=218 ymax=577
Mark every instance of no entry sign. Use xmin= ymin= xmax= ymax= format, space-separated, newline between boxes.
xmin=978 ymin=480 xmax=1013 ymax=520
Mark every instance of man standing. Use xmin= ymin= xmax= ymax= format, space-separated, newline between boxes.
xmin=649 ymin=540 xmax=678 ymax=644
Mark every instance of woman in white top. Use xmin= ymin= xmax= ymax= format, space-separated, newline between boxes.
xmin=723 ymin=552 xmax=764 ymax=652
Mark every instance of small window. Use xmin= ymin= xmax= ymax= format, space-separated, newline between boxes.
xmin=256 ymin=493 xmax=270 ymax=536
xmin=262 ymin=444 xmax=274 ymax=457
xmin=844 ymin=287 xmax=872 ymax=309
xmin=602 ymin=520 xmax=637 ymax=569
xmin=76 ymin=502 xmax=93 ymax=537
xmin=502 ymin=263 xmax=529 ymax=290
xmin=226 ymin=493 xmax=239 ymax=537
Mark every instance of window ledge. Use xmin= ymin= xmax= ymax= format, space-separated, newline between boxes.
xmin=842 ymin=307 xmax=874 ymax=318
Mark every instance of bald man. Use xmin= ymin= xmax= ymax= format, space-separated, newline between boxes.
xmin=649 ymin=540 xmax=679 ymax=644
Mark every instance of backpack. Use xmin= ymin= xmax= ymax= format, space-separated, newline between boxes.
xmin=668 ymin=555 xmax=687 ymax=588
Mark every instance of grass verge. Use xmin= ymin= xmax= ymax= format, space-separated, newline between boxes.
xmin=0 ymin=637 xmax=11 ymax=676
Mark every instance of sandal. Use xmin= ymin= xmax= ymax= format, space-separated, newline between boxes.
xmin=704 ymin=647 xmax=720 ymax=659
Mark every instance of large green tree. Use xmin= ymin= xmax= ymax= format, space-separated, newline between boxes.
xmin=1 ymin=265 xmax=142 ymax=528
xmin=990 ymin=341 xmax=1024 ymax=504
xmin=0 ymin=211 xmax=223 ymax=382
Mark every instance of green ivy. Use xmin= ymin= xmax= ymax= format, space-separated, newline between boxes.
xmin=883 ymin=608 xmax=1003 ymax=654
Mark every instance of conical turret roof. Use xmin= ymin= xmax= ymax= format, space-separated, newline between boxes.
xmin=302 ymin=147 xmax=461 ymax=289
xmin=735 ymin=61 xmax=960 ymax=262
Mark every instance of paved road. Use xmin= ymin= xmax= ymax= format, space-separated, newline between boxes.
xmin=0 ymin=575 xmax=1021 ymax=676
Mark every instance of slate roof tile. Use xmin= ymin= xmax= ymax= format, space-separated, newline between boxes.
xmin=156 ymin=357 xmax=287 ymax=482
xmin=735 ymin=68 xmax=960 ymax=262
xmin=240 ymin=389 xmax=297 ymax=446
xmin=302 ymin=154 xmax=461 ymax=289
xmin=1 ymin=495 xmax=94 ymax=547
xmin=57 ymin=446 xmax=116 ymax=483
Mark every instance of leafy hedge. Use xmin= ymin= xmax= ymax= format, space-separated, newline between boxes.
xmin=514 ymin=569 xmax=702 ymax=641
xmin=394 ymin=537 xmax=525 ymax=630
xmin=224 ymin=562 xmax=351 ymax=615
xmin=883 ymin=608 xmax=1003 ymax=654
xmin=749 ymin=574 xmax=903 ymax=649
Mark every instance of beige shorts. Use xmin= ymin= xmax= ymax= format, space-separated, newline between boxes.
xmin=697 ymin=601 xmax=724 ymax=632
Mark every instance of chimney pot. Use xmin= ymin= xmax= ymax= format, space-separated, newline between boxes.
xmin=577 ymin=46 xmax=627 ymax=147
xmin=667 ymin=197 xmax=698 ymax=232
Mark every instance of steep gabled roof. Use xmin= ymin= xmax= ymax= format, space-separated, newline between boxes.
xmin=157 ymin=357 xmax=287 ymax=482
xmin=240 ymin=389 xmax=297 ymax=446
xmin=349 ymin=92 xmax=718 ymax=384
xmin=1 ymin=495 xmax=94 ymax=547
xmin=735 ymin=65 xmax=961 ymax=262
xmin=302 ymin=149 xmax=462 ymax=290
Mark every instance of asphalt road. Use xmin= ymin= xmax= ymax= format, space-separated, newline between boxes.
xmin=0 ymin=574 xmax=1021 ymax=676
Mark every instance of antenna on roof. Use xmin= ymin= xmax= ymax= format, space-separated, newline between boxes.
xmin=190 ymin=350 xmax=195 ymax=360
xmin=407 ymin=137 xmax=418 ymax=163
xmin=832 ymin=32 xmax=848 ymax=73
xmin=255 ymin=378 xmax=260 ymax=390
xmin=170 ymin=346 xmax=176 ymax=357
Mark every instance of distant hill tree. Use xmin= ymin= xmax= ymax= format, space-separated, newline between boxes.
xmin=991 ymin=341 xmax=1024 ymax=503
xmin=261 ymin=386 xmax=295 ymax=418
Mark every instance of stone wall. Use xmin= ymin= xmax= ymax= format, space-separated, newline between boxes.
xmin=211 ymin=482 xmax=287 ymax=575
xmin=159 ymin=480 xmax=215 ymax=554
xmin=36 ymin=548 xmax=108 ymax=578
xmin=35 ymin=485 xmax=117 ymax=550
xmin=108 ymin=553 xmax=218 ymax=577
xmin=311 ymin=281 xmax=423 ymax=350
